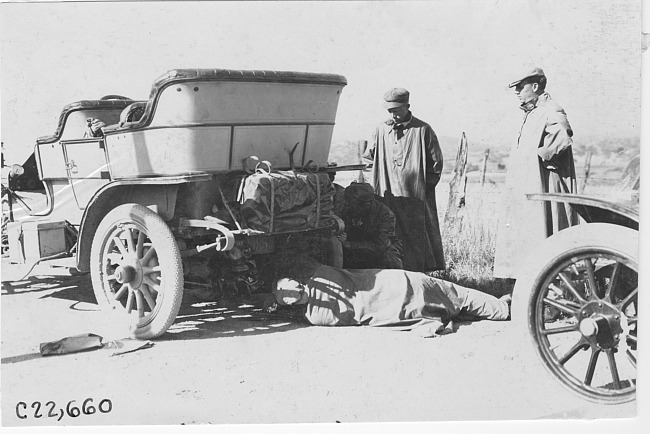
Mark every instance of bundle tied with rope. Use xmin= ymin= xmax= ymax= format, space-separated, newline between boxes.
xmin=239 ymin=162 xmax=336 ymax=233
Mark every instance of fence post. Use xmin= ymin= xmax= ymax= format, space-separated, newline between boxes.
xmin=480 ymin=148 xmax=490 ymax=186
xmin=580 ymin=149 xmax=592 ymax=193
xmin=444 ymin=132 xmax=469 ymax=225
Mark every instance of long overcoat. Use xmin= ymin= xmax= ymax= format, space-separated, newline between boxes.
xmin=493 ymin=93 xmax=578 ymax=278
xmin=363 ymin=115 xmax=445 ymax=272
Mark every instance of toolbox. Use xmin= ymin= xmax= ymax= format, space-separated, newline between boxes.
xmin=7 ymin=220 xmax=67 ymax=264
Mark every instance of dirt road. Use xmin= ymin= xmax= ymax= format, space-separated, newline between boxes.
xmin=0 ymin=260 xmax=640 ymax=430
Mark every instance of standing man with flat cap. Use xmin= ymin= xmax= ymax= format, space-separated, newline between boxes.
xmin=363 ymin=88 xmax=445 ymax=272
xmin=494 ymin=67 xmax=578 ymax=279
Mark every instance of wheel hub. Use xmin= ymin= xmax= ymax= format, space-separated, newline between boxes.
xmin=578 ymin=301 xmax=623 ymax=350
xmin=114 ymin=265 xmax=136 ymax=283
xmin=113 ymin=259 xmax=144 ymax=288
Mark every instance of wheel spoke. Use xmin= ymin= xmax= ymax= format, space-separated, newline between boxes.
xmin=558 ymin=271 xmax=587 ymax=304
xmin=605 ymin=262 xmax=620 ymax=302
xmin=618 ymin=287 xmax=638 ymax=310
xmin=106 ymin=274 xmax=118 ymax=281
xmin=141 ymin=245 xmax=155 ymax=264
xmin=136 ymin=231 xmax=145 ymax=259
xmin=142 ymin=265 xmax=162 ymax=275
xmin=543 ymin=297 xmax=579 ymax=316
xmin=125 ymin=288 xmax=134 ymax=313
xmin=626 ymin=334 xmax=637 ymax=344
xmin=140 ymin=284 xmax=157 ymax=310
xmin=125 ymin=228 xmax=136 ymax=253
xmin=144 ymin=276 xmax=161 ymax=293
xmin=113 ymin=236 xmax=128 ymax=257
xmin=113 ymin=284 xmax=128 ymax=301
xmin=607 ymin=350 xmax=622 ymax=389
xmin=135 ymin=290 xmax=145 ymax=318
xmin=626 ymin=349 xmax=636 ymax=368
xmin=542 ymin=324 xmax=579 ymax=336
xmin=583 ymin=259 xmax=599 ymax=301
xmin=584 ymin=347 xmax=601 ymax=386
xmin=558 ymin=339 xmax=589 ymax=365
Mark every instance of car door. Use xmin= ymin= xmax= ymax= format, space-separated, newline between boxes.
xmin=62 ymin=138 xmax=111 ymax=209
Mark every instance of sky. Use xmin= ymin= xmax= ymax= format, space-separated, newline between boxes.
xmin=0 ymin=0 xmax=643 ymax=163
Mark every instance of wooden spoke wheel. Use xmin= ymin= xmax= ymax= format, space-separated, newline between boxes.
xmin=90 ymin=204 xmax=183 ymax=339
xmin=513 ymin=223 xmax=637 ymax=404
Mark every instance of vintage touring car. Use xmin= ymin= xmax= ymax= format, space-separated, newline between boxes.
xmin=3 ymin=69 xmax=350 ymax=339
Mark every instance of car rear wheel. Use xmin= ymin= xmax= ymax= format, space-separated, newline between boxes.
xmin=90 ymin=203 xmax=183 ymax=339
xmin=512 ymin=223 xmax=638 ymax=404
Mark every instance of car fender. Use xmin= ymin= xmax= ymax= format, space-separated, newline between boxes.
xmin=76 ymin=173 xmax=212 ymax=272
xmin=526 ymin=193 xmax=638 ymax=230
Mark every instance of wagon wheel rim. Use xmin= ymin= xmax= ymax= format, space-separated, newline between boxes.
xmin=100 ymin=222 xmax=163 ymax=328
xmin=532 ymin=250 xmax=637 ymax=402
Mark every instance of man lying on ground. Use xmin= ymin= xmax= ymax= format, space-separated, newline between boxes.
xmin=270 ymin=258 xmax=511 ymax=337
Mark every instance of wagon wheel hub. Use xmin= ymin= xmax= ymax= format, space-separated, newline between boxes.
xmin=114 ymin=265 xmax=137 ymax=284
xmin=578 ymin=302 xmax=623 ymax=350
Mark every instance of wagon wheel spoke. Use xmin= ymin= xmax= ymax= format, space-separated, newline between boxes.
xmin=584 ymin=347 xmax=601 ymax=386
xmin=140 ymin=284 xmax=157 ymax=310
xmin=543 ymin=297 xmax=579 ymax=317
xmin=626 ymin=349 xmax=636 ymax=368
xmin=141 ymin=245 xmax=156 ymax=264
xmin=125 ymin=288 xmax=134 ymax=314
xmin=558 ymin=272 xmax=587 ymax=304
xmin=542 ymin=324 xmax=579 ymax=336
xmin=604 ymin=262 xmax=620 ymax=302
xmin=112 ymin=236 xmax=128 ymax=257
xmin=113 ymin=284 xmax=128 ymax=301
xmin=606 ymin=350 xmax=622 ymax=389
xmin=144 ymin=276 xmax=161 ymax=293
xmin=583 ymin=259 xmax=599 ymax=301
xmin=142 ymin=265 xmax=161 ymax=275
xmin=558 ymin=339 xmax=589 ymax=365
xmin=125 ymin=227 xmax=136 ymax=254
xmin=618 ymin=287 xmax=638 ymax=310
xmin=136 ymin=231 xmax=145 ymax=259
xmin=135 ymin=290 xmax=145 ymax=318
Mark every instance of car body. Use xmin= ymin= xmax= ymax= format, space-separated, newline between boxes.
xmin=3 ymin=69 xmax=349 ymax=338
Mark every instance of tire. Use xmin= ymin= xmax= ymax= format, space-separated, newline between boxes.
xmin=90 ymin=204 xmax=183 ymax=339
xmin=512 ymin=223 xmax=638 ymax=404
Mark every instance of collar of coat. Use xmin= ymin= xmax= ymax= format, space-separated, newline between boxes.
xmin=386 ymin=112 xmax=414 ymax=130
xmin=519 ymin=92 xmax=551 ymax=113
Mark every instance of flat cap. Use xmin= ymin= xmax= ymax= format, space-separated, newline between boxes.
xmin=508 ymin=67 xmax=545 ymax=88
xmin=383 ymin=88 xmax=410 ymax=109
xmin=344 ymin=182 xmax=375 ymax=202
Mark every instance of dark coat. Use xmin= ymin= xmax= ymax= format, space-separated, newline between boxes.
xmin=363 ymin=115 xmax=445 ymax=272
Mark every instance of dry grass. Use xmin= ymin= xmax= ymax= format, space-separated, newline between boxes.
xmin=431 ymin=181 xmax=513 ymax=297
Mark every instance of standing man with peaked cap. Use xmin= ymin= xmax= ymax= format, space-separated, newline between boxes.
xmin=493 ymin=67 xmax=578 ymax=279
xmin=363 ymin=88 xmax=445 ymax=272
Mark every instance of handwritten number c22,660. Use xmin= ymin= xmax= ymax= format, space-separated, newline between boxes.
xmin=15 ymin=399 xmax=112 ymax=421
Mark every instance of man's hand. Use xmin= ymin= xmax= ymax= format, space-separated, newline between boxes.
xmin=337 ymin=232 xmax=350 ymax=249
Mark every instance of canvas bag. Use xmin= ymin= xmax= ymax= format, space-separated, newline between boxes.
xmin=239 ymin=170 xmax=335 ymax=233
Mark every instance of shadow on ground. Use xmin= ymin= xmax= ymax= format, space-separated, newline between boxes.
xmin=2 ymin=269 xmax=307 ymax=345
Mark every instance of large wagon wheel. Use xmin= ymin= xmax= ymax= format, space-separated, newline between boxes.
xmin=90 ymin=204 xmax=183 ymax=339
xmin=512 ymin=223 xmax=638 ymax=404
